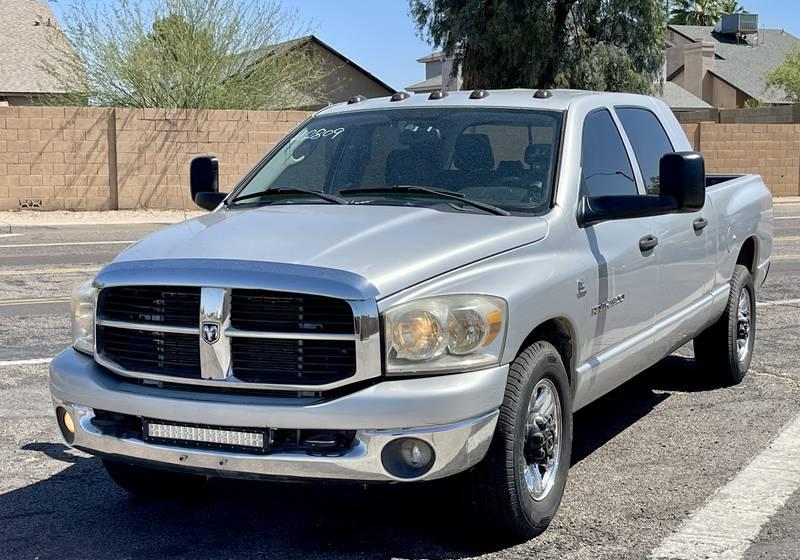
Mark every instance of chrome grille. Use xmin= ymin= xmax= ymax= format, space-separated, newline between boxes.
xmin=231 ymin=338 xmax=356 ymax=384
xmin=94 ymin=285 xmax=377 ymax=391
xmin=230 ymin=289 xmax=354 ymax=334
xmin=97 ymin=325 xmax=200 ymax=378
xmin=98 ymin=286 xmax=200 ymax=327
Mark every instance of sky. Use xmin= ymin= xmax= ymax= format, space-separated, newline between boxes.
xmin=48 ymin=0 xmax=800 ymax=93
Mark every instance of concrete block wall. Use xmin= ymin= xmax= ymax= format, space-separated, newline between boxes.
xmin=0 ymin=106 xmax=312 ymax=211
xmin=114 ymin=108 xmax=309 ymax=209
xmin=1 ymin=107 xmax=798 ymax=209
xmin=682 ymin=122 xmax=800 ymax=197
xmin=0 ymin=107 xmax=112 ymax=210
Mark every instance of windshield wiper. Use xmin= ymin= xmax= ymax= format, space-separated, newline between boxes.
xmin=339 ymin=185 xmax=510 ymax=216
xmin=230 ymin=187 xmax=348 ymax=206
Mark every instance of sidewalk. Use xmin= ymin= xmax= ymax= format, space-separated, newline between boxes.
xmin=775 ymin=196 xmax=800 ymax=204
xmin=0 ymin=210 xmax=204 ymax=227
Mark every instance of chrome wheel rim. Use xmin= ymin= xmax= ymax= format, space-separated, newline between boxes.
xmin=736 ymin=288 xmax=752 ymax=363
xmin=523 ymin=378 xmax=562 ymax=502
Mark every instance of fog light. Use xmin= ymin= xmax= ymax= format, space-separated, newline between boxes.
xmin=381 ymin=438 xmax=435 ymax=479
xmin=56 ymin=407 xmax=75 ymax=444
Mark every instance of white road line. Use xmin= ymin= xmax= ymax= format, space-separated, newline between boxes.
xmin=0 ymin=233 xmax=22 ymax=239
xmin=651 ymin=412 xmax=800 ymax=560
xmin=0 ymin=240 xmax=134 ymax=249
xmin=0 ymin=358 xmax=52 ymax=367
xmin=775 ymin=216 xmax=800 ymax=220
xmin=0 ymin=266 xmax=100 ymax=277
xmin=0 ymin=297 xmax=70 ymax=307
xmin=758 ymin=298 xmax=800 ymax=307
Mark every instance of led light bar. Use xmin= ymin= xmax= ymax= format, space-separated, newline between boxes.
xmin=146 ymin=422 xmax=265 ymax=449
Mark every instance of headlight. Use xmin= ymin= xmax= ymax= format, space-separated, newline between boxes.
xmin=383 ymin=295 xmax=507 ymax=375
xmin=71 ymin=278 xmax=97 ymax=355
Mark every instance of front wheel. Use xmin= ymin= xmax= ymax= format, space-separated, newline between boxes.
xmin=468 ymin=341 xmax=573 ymax=543
xmin=694 ymin=264 xmax=756 ymax=385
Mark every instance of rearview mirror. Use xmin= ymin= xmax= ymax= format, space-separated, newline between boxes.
xmin=190 ymin=155 xmax=227 ymax=211
xmin=659 ymin=152 xmax=705 ymax=212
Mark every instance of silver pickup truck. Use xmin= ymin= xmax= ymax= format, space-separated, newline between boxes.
xmin=50 ymin=89 xmax=772 ymax=541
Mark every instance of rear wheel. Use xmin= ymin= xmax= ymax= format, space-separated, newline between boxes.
xmin=694 ymin=264 xmax=755 ymax=385
xmin=102 ymin=459 xmax=209 ymax=498
xmin=468 ymin=341 xmax=572 ymax=543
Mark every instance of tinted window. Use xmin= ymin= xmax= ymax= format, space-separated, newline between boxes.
xmin=616 ymin=107 xmax=674 ymax=195
xmin=233 ymin=108 xmax=564 ymax=215
xmin=580 ymin=109 xmax=637 ymax=197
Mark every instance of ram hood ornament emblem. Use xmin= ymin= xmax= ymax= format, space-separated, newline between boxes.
xmin=201 ymin=322 xmax=220 ymax=345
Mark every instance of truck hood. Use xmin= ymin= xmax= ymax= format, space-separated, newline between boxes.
xmin=114 ymin=204 xmax=549 ymax=298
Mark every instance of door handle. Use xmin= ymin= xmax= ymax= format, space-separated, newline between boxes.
xmin=639 ymin=234 xmax=658 ymax=252
xmin=693 ymin=217 xmax=708 ymax=232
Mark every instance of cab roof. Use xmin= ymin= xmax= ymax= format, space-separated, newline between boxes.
xmin=316 ymin=88 xmax=657 ymax=116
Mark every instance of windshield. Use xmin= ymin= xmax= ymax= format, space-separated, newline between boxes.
xmin=231 ymin=107 xmax=563 ymax=215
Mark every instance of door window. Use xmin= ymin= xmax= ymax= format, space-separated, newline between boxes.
xmin=615 ymin=107 xmax=674 ymax=195
xmin=580 ymin=109 xmax=637 ymax=197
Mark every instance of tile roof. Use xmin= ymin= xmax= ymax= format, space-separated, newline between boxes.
xmin=669 ymin=24 xmax=800 ymax=103
xmin=655 ymin=81 xmax=713 ymax=110
xmin=406 ymin=75 xmax=443 ymax=93
xmin=0 ymin=0 xmax=75 ymax=95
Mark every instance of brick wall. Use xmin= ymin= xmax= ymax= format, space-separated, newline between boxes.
xmin=682 ymin=122 xmax=800 ymax=197
xmin=0 ymin=106 xmax=311 ymax=211
xmin=1 ymin=107 xmax=798 ymax=209
xmin=0 ymin=107 xmax=112 ymax=210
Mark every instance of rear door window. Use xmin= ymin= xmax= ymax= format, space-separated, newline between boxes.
xmin=615 ymin=107 xmax=674 ymax=195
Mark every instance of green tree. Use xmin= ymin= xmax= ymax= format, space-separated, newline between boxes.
xmin=668 ymin=0 xmax=745 ymax=25
xmin=765 ymin=48 xmax=800 ymax=103
xmin=409 ymin=0 xmax=666 ymax=95
xmin=42 ymin=0 xmax=324 ymax=109
xmin=718 ymin=0 xmax=744 ymax=14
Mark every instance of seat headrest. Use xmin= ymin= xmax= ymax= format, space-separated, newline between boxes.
xmin=454 ymin=134 xmax=494 ymax=171
xmin=525 ymin=144 xmax=552 ymax=167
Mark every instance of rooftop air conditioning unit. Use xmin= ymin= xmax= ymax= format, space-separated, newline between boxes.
xmin=715 ymin=13 xmax=759 ymax=35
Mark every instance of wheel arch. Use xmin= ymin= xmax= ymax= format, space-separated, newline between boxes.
xmin=736 ymin=236 xmax=758 ymax=276
xmin=516 ymin=317 xmax=576 ymax=387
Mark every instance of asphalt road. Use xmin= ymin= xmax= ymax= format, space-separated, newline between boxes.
xmin=1 ymin=205 xmax=799 ymax=560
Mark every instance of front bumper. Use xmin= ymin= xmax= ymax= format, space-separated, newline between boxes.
xmin=50 ymin=349 xmax=506 ymax=482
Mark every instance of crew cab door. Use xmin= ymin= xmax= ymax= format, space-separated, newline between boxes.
xmin=578 ymin=109 xmax=661 ymax=384
xmin=615 ymin=107 xmax=715 ymax=352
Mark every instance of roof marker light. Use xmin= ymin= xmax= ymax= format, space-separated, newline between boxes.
xmin=347 ymin=95 xmax=367 ymax=104
xmin=428 ymin=90 xmax=448 ymax=100
xmin=469 ymin=89 xmax=489 ymax=100
xmin=391 ymin=91 xmax=411 ymax=102
xmin=533 ymin=89 xmax=552 ymax=99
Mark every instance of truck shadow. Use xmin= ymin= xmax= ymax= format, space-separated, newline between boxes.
xmin=4 ymin=354 xmax=720 ymax=559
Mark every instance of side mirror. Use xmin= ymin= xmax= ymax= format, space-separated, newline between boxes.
xmin=659 ymin=152 xmax=705 ymax=212
xmin=190 ymin=155 xmax=227 ymax=211
xmin=578 ymin=195 xmax=679 ymax=227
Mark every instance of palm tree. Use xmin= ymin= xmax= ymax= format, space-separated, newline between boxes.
xmin=669 ymin=0 xmax=723 ymax=26
xmin=718 ymin=0 xmax=745 ymax=15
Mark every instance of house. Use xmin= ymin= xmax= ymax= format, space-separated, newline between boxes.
xmin=666 ymin=14 xmax=800 ymax=108
xmin=654 ymin=81 xmax=713 ymax=112
xmin=0 ymin=0 xmax=76 ymax=105
xmin=265 ymin=35 xmax=395 ymax=109
xmin=406 ymin=51 xmax=462 ymax=94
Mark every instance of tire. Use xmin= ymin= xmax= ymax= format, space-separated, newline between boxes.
xmin=694 ymin=264 xmax=756 ymax=385
xmin=102 ymin=459 xmax=209 ymax=498
xmin=467 ymin=341 xmax=573 ymax=543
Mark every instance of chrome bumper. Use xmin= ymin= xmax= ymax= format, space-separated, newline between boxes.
xmin=50 ymin=349 xmax=506 ymax=482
